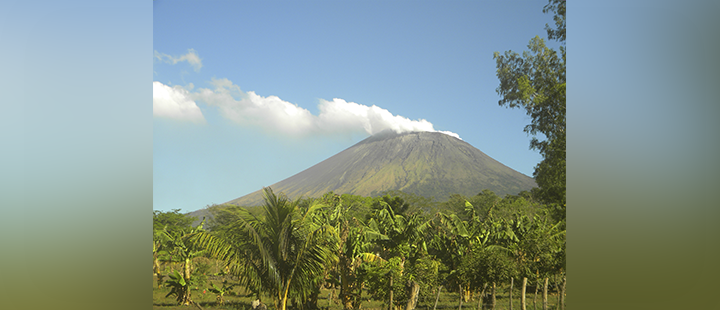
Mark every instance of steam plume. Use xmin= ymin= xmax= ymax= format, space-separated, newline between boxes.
xmin=153 ymin=79 xmax=461 ymax=139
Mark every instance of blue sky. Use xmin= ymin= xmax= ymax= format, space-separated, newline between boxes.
xmin=153 ymin=0 xmax=560 ymax=213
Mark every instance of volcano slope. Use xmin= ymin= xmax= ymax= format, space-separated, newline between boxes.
xmin=227 ymin=130 xmax=537 ymax=206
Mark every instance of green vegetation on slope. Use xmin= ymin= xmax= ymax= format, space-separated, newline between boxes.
xmin=228 ymin=131 xmax=536 ymax=207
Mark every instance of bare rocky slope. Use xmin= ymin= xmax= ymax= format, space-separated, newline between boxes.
xmin=224 ymin=130 xmax=537 ymax=207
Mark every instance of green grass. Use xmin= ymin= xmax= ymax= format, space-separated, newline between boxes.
xmin=153 ymin=274 xmax=563 ymax=310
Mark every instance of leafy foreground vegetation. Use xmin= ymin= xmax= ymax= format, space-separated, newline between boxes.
xmin=153 ymin=258 xmax=558 ymax=310
xmin=154 ymin=186 xmax=565 ymax=310
xmin=153 ymin=277 xmax=557 ymax=310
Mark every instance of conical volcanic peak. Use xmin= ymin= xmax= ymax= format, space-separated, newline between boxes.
xmin=227 ymin=131 xmax=536 ymax=206
xmin=355 ymin=128 xmax=404 ymax=144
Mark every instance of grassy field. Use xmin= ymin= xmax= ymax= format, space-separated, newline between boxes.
xmin=152 ymin=274 xmax=562 ymax=310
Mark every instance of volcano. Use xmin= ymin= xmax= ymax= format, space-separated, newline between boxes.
xmin=226 ymin=130 xmax=536 ymax=206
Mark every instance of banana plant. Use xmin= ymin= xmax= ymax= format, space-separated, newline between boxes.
xmin=153 ymin=229 xmax=169 ymax=288
xmin=208 ymin=279 xmax=236 ymax=305
xmin=319 ymin=193 xmax=389 ymax=310
xmin=164 ymin=270 xmax=193 ymax=302
xmin=369 ymin=201 xmax=434 ymax=310
xmin=160 ymin=219 xmax=207 ymax=306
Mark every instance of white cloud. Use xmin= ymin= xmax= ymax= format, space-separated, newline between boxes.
xmin=154 ymin=49 xmax=203 ymax=72
xmin=153 ymin=81 xmax=206 ymax=124
xmin=191 ymin=78 xmax=315 ymax=135
xmin=317 ymin=98 xmax=435 ymax=135
xmin=179 ymin=78 xmax=461 ymax=139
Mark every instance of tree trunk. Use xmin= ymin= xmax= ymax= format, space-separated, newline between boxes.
xmin=491 ymin=283 xmax=496 ymax=310
xmin=341 ymin=277 xmax=354 ymax=309
xmin=356 ymin=282 xmax=364 ymax=310
xmin=509 ymin=278 xmax=513 ymax=310
xmin=457 ymin=284 xmax=463 ymax=310
xmin=554 ymin=276 xmax=560 ymax=310
xmin=559 ymin=276 xmax=565 ymax=310
xmin=181 ymin=258 xmax=192 ymax=306
xmin=433 ymin=286 xmax=442 ymax=310
xmin=405 ymin=281 xmax=420 ymax=310
xmin=153 ymin=256 xmax=161 ymax=275
xmin=521 ymin=278 xmax=527 ymax=310
xmin=388 ymin=275 xmax=394 ymax=310
xmin=542 ymin=278 xmax=548 ymax=310
xmin=340 ymin=253 xmax=355 ymax=310
xmin=183 ymin=258 xmax=191 ymax=282
xmin=477 ymin=283 xmax=487 ymax=310
xmin=533 ymin=279 xmax=538 ymax=310
xmin=280 ymin=278 xmax=294 ymax=310
xmin=280 ymin=295 xmax=288 ymax=310
xmin=154 ymin=255 xmax=163 ymax=288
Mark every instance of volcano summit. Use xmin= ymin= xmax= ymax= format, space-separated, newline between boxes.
xmin=227 ymin=130 xmax=536 ymax=206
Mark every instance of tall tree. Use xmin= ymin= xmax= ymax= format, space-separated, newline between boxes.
xmin=493 ymin=0 xmax=566 ymax=221
xmin=153 ymin=209 xmax=196 ymax=236
xmin=192 ymin=187 xmax=336 ymax=310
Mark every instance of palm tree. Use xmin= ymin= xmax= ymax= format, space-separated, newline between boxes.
xmin=192 ymin=187 xmax=336 ymax=310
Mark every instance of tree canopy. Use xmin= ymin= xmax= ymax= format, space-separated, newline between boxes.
xmin=153 ymin=209 xmax=196 ymax=236
xmin=494 ymin=0 xmax=566 ymax=220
